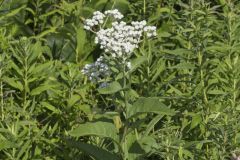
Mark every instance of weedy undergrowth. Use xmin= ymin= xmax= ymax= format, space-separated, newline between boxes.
xmin=0 ymin=0 xmax=240 ymax=160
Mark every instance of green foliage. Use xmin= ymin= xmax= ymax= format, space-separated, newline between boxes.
xmin=127 ymin=97 xmax=175 ymax=118
xmin=70 ymin=121 xmax=119 ymax=142
xmin=0 ymin=0 xmax=240 ymax=160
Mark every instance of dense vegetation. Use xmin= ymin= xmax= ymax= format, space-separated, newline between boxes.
xmin=0 ymin=0 xmax=240 ymax=159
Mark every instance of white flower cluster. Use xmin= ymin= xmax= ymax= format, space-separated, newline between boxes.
xmin=95 ymin=21 xmax=156 ymax=58
xmin=84 ymin=11 xmax=105 ymax=30
xmin=144 ymin=26 xmax=157 ymax=37
xmin=104 ymin=9 xmax=124 ymax=20
xmin=81 ymin=56 xmax=111 ymax=83
xmin=82 ymin=9 xmax=156 ymax=85
xmin=84 ymin=9 xmax=157 ymax=59
xmin=95 ymin=21 xmax=141 ymax=57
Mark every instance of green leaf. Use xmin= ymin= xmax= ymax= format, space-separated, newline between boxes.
xmin=98 ymin=81 xmax=122 ymax=94
xmin=144 ymin=115 xmax=163 ymax=136
xmin=67 ymin=140 xmax=120 ymax=160
xmin=69 ymin=121 xmax=119 ymax=142
xmin=0 ymin=140 xmax=17 ymax=150
xmin=127 ymin=97 xmax=175 ymax=119
xmin=127 ymin=133 xmax=144 ymax=159
xmin=17 ymin=140 xmax=31 ymax=159
xmin=170 ymin=62 xmax=195 ymax=69
xmin=129 ymin=56 xmax=147 ymax=73
xmin=76 ymin=26 xmax=86 ymax=59
xmin=28 ymin=41 xmax=43 ymax=64
xmin=30 ymin=84 xmax=52 ymax=96
xmin=0 ymin=5 xmax=26 ymax=21
xmin=114 ymin=0 xmax=130 ymax=13
xmin=182 ymin=149 xmax=194 ymax=159
xmin=35 ymin=27 xmax=57 ymax=39
xmin=78 ymin=104 xmax=91 ymax=114
xmin=35 ymin=123 xmax=49 ymax=139
xmin=67 ymin=94 xmax=81 ymax=107
xmin=190 ymin=114 xmax=202 ymax=130
xmin=10 ymin=62 xmax=23 ymax=77
xmin=2 ymin=77 xmax=23 ymax=91
xmin=158 ymin=7 xmax=171 ymax=13
xmin=207 ymin=89 xmax=226 ymax=95
xmin=31 ymin=61 xmax=53 ymax=75
xmin=138 ymin=136 xmax=158 ymax=153
xmin=94 ymin=0 xmax=108 ymax=10
xmin=39 ymin=10 xmax=64 ymax=19
xmin=41 ymin=102 xmax=61 ymax=114
xmin=163 ymin=49 xmax=192 ymax=58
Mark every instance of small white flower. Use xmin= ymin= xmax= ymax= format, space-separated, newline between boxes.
xmin=94 ymin=37 xmax=99 ymax=43
xmin=81 ymin=56 xmax=111 ymax=83
xmin=84 ymin=11 xmax=105 ymax=30
xmin=127 ymin=62 xmax=131 ymax=69
xmin=144 ymin=26 xmax=157 ymax=38
xmin=105 ymin=9 xmax=123 ymax=20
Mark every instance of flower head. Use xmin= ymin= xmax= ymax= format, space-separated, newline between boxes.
xmin=84 ymin=10 xmax=157 ymax=59
xmin=104 ymin=9 xmax=124 ymax=20
xmin=84 ymin=11 xmax=105 ymax=30
xmin=81 ymin=56 xmax=111 ymax=83
xmin=82 ymin=9 xmax=157 ymax=84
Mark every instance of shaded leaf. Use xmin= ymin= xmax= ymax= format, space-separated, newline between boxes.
xmin=0 ymin=140 xmax=17 ymax=150
xmin=127 ymin=97 xmax=175 ymax=118
xmin=2 ymin=77 xmax=23 ymax=91
xmin=67 ymin=140 xmax=120 ymax=160
xmin=98 ymin=81 xmax=122 ymax=94
xmin=69 ymin=121 xmax=119 ymax=142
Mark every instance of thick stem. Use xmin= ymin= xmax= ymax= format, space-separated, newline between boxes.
xmin=121 ymin=59 xmax=129 ymax=160
xmin=146 ymin=40 xmax=151 ymax=96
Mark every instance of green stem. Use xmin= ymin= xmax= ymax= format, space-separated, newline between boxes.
xmin=147 ymin=40 xmax=151 ymax=96
xmin=0 ymin=69 xmax=3 ymax=121
xmin=233 ymin=78 xmax=236 ymax=107
xmin=143 ymin=0 xmax=146 ymax=15
xmin=123 ymin=64 xmax=127 ymax=109
xmin=198 ymin=50 xmax=210 ymax=158
xmin=121 ymin=59 xmax=129 ymax=160
xmin=198 ymin=51 xmax=208 ymax=104
xmin=23 ymin=56 xmax=28 ymax=111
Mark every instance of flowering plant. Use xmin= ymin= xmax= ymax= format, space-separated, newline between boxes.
xmin=72 ymin=9 xmax=174 ymax=160
xmin=82 ymin=9 xmax=157 ymax=87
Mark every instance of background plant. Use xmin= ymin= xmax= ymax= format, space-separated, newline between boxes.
xmin=0 ymin=0 xmax=240 ymax=160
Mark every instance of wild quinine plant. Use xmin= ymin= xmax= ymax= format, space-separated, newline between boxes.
xmin=69 ymin=9 xmax=175 ymax=160
xmin=82 ymin=9 xmax=156 ymax=87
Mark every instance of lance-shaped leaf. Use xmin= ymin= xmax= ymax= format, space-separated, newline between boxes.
xmin=2 ymin=77 xmax=23 ymax=91
xmin=127 ymin=97 xmax=175 ymax=119
xmin=69 ymin=121 xmax=119 ymax=142
xmin=0 ymin=140 xmax=17 ymax=150
xmin=76 ymin=26 xmax=86 ymax=58
xmin=98 ymin=81 xmax=122 ymax=94
xmin=30 ymin=84 xmax=53 ymax=96
xmin=67 ymin=140 xmax=120 ymax=160
xmin=129 ymin=56 xmax=147 ymax=73
xmin=0 ymin=5 xmax=26 ymax=21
